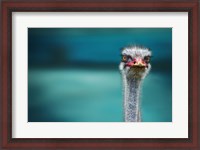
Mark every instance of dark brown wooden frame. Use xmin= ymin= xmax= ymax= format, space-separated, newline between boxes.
xmin=1 ymin=0 xmax=199 ymax=149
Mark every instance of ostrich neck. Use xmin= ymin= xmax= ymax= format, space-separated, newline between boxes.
xmin=123 ymin=76 xmax=142 ymax=122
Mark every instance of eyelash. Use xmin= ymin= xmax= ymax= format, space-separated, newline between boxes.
xmin=122 ymin=55 xmax=151 ymax=63
xmin=122 ymin=55 xmax=132 ymax=62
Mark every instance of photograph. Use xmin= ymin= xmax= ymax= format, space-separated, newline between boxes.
xmin=28 ymin=28 xmax=172 ymax=122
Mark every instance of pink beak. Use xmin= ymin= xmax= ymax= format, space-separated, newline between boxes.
xmin=126 ymin=58 xmax=147 ymax=67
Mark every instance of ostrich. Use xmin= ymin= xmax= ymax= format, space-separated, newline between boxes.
xmin=119 ymin=45 xmax=152 ymax=122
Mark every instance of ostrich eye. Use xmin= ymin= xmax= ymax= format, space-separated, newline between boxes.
xmin=122 ymin=55 xmax=128 ymax=62
xmin=144 ymin=56 xmax=151 ymax=63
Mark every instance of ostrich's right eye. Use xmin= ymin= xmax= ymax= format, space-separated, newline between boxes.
xmin=122 ymin=55 xmax=128 ymax=62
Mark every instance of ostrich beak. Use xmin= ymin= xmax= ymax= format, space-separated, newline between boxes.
xmin=126 ymin=58 xmax=146 ymax=67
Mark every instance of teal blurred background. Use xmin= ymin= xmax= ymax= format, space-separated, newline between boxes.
xmin=28 ymin=28 xmax=172 ymax=122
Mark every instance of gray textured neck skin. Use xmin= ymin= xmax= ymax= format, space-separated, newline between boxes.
xmin=123 ymin=76 xmax=142 ymax=122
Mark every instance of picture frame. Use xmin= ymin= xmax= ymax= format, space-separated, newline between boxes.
xmin=1 ymin=0 xmax=199 ymax=149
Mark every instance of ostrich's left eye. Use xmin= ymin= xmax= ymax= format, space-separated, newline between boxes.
xmin=144 ymin=56 xmax=151 ymax=63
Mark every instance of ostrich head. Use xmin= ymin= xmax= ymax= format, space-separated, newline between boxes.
xmin=119 ymin=45 xmax=152 ymax=79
